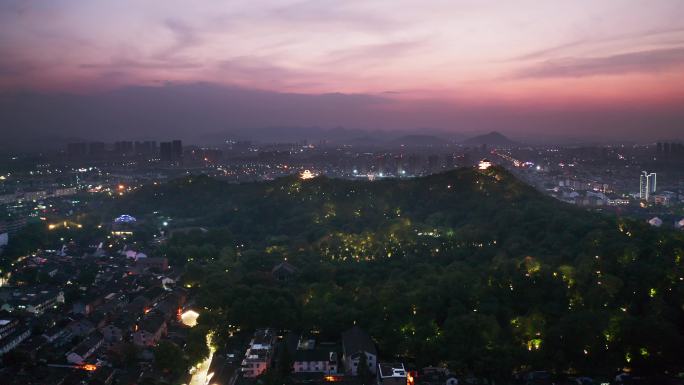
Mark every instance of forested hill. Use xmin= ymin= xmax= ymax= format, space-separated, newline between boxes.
xmin=117 ymin=167 xmax=684 ymax=377
xmin=118 ymin=166 xmax=611 ymax=257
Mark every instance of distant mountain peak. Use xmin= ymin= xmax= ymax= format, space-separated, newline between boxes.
xmin=462 ymin=131 xmax=518 ymax=146
xmin=390 ymin=134 xmax=447 ymax=146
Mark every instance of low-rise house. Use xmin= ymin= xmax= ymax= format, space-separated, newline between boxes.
xmin=0 ymin=317 xmax=19 ymax=339
xmin=377 ymin=363 xmax=407 ymax=385
xmin=133 ymin=312 xmax=167 ymax=347
xmin=0 ymin=327 xmax=31 ymax=356
xmin=342 ymin=326 xmax=377 ymax=376
xmin=42 ymin=324 xmax=69 ymax=344
xmin=1 ymin=288 xmax=65 ymax=316
xmin=241 ymin=328 xmax=276 ymax=378
xmin=101 ymin=316 xmax=134 ymax=344
xmin=141 ymin=287 xmax=166 ymax=305
xmin=272 ymin=261 xmax=297 ymax=282
xmin=648 ymin=217 xmax=663 ymax=227
xmin=97 ymin=294 xmax=128 ymax=318
xmin=0 ymin=317 xmax=31 ymax=356
xmin=68 ymin=318 xmax=96 ymax=337
xmin=155 ymin=294 xmax=181 ymax=321
xmin=135 ymin=257 xmax=169 ymax=272
xmin=66 ymin=333 xmax=104 ymax=364
xmin=126 ymin=295 xmax=151 ymax=316
xmin=419 ymin=367 xmax=457 ymax=385
xmin=293 ymin=347 xmax=338 ymax=374
xmin=292 ymin=334 xmax=338 ymax=374
xmin=72 ymin=296 xmax=103 ymax=315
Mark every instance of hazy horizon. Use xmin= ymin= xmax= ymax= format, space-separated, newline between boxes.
xmin=1 ymin=1 xmax=684 ymax=147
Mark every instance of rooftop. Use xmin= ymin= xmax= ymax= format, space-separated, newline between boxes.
xmin=378 ymin=363 xmax=407 ymax=378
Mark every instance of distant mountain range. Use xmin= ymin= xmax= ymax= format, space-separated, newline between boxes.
xmin=461 ymin=131 xmax=519 ymax=146
xmin=389 ymin=134 xmax=454 ymax=146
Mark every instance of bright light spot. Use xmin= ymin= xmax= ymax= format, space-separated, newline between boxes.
xmin=300 ymin=170 xmax=316 ymax=180
xmin=181 ymin=310 xmax=200 ymax=327
xmin=527 ymin=338 xmax=542 ymax=351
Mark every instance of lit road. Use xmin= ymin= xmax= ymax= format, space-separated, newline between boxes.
xmin=186 ymin=332 xmax=215 ymax=385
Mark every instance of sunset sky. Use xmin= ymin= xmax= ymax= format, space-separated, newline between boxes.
xmin=1 ymin=0 xmax=684 ymax=142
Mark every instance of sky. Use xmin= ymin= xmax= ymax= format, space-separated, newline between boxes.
xmin=1 ymin=0 xmax=684 ymax=143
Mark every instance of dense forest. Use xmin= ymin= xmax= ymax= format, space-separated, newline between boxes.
xmin=113 ymin=167 xmax=684 ymax=379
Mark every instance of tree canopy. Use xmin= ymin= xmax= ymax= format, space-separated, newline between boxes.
xmin=114 ymin=167 xmax=684 ymax=378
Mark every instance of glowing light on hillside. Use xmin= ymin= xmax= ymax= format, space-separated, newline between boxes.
xmin=527 ymin=338 xmax=542 ymax=351
xmin=181 ymin=310 xmax=200 ymax=327
xmin=300 ymin=170 xmax=316 ymax=180
xmin=478 ymin=159 xmax=492 ymax=170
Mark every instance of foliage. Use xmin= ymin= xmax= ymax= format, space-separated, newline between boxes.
xmin=115 ymin=167 xmax=684 ymax=377
xmin=153 ymin=340 xmax=190 ymax=379
xmin=185 ymin=325 xmax=210 ymax=365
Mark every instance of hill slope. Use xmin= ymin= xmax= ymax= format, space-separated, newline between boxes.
xmin=462 ymin=131 xmax=518 ymax=146
xmin=115 ymin=167 xmax=684 ymax=377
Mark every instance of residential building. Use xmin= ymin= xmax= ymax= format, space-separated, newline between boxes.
xmin=68 ymin=318 xmax=96 ymax=337
xmin=272 ymin=261 xmax=297 ymax=282
xmin=292 ymin=335 xmax=338 ymax=374
xmin=133 ymin=312 xmax=167 ymax=347
xmin=160 ymin=140 xmax=183 ymax=162
xmin=66 ymin=334 xmax=104 ymax=364
xmin=242 ymin=328 xmax=276 ymax=378
xmin=0 ymin=317 xmax=19 ymax=339
xmin=639 ymin=171 xmax=657 ymax=200
xmin=342 ymin=326 xmax=377 ymax=376
xmin=1 ymin=288 xmax=65 ymax=316
xmin=135 ymin=257 xmax=169 ymax=272
xmin=377 ymin=363 xmax=407 ymax=385
xmin=0 ymin=323 xmax=31 ymax=356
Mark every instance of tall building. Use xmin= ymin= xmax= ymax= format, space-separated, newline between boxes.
xmin=172 ymin=140 xmax=183 ymax=160
xmin=639 ymin=171 xmax=657 ymax=200
xmin=159 ymin=142 xmax=172 ymax=161
xmin=88 ymin=142 xmax=106 ymax=156
xmin=134 ymin=141 xmax=157 ymax=157
xmin=159 ymin=140 xmax=183 ymax=162
xmin=67 ymin=143 xmax=87 ymax=159
xmin=114 ymin=141 xmax=134 ymax=155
